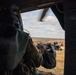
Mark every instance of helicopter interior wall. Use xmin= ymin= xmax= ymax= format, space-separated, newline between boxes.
xmin=0 ymin=0 xmax=62 ymax=12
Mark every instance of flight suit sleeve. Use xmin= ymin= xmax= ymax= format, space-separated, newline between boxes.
xmin=23 ymin=36 xmax=43 ymax=67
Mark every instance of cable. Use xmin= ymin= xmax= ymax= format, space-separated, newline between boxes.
xmin=54 ymin=0 xmax=64 ymax=13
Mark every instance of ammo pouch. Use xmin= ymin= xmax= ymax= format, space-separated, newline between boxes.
xmin=0 ymin=9 xmax=29 ymax=71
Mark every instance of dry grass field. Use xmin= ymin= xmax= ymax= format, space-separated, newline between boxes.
xmin=32 ymin=37 xmax=65 ymax=75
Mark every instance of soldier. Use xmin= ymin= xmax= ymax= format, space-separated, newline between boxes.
xmin=12 ymin=36 xmax=43 ymax=75
xmin=12 ymin=11 xmax=43 ymax=75
xmin=0 ymin=8 xmax=43 ymax=75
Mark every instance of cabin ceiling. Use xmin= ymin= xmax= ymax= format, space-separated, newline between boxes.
xmin=19 ymin=0 xmax=62 ymax=13
xmin=0 ymin=0 xmax=62 ymax=13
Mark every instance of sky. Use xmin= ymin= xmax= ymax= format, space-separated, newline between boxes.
xmin=21 ymin=8 xmax=65 ymax=39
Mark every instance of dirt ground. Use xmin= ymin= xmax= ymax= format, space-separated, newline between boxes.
xmin=37 ymin=50 xmax=64 ymax=75
xmin=32 ymin=38 xmax=65 ymax=75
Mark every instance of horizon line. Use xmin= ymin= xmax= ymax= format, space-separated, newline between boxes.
xmin=32 ymin=37 xmax=65 ymax=40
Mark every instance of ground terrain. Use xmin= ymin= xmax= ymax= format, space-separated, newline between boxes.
xmin=32 ymin=37 xmax=65 ymax=75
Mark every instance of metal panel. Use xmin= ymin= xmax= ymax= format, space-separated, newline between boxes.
xmin=0 ymin=0 xmax=62 ymax=13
